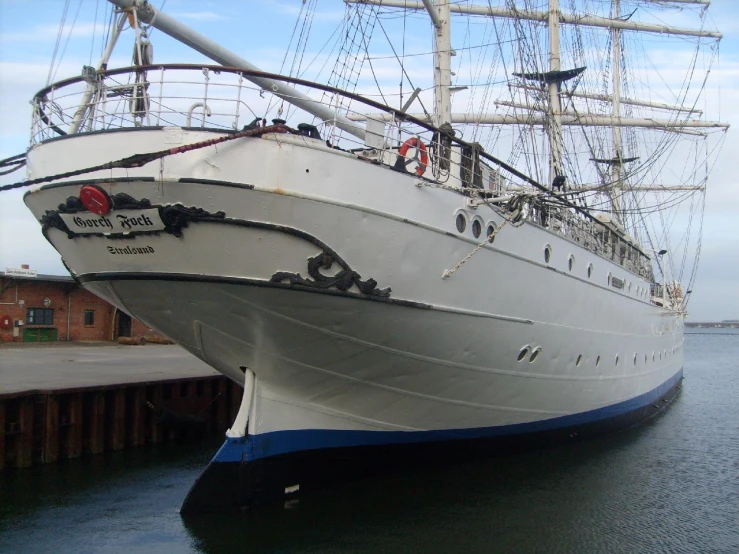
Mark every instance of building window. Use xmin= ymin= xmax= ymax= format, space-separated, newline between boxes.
xmin=27 ymin=308 xmax=54 ymax=326
xmin=84 ymin=310 xmax=95 ymax=326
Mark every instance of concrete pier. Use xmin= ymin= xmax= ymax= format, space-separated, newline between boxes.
xmin=0 ymin=344 xmax=240 ymax=470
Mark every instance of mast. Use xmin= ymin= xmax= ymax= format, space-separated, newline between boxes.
xmin=429 ymin=0 xmax=452 ymax=128
xmin=610 ymin=0 xmax=624 ymax=223
xmin=68 ymin=13 xmax=127 ymax=134
xmin=350 ymin=1 xmax=722 ymax=39
xmin=347 ymin=112 xmax=728 ymax=129
xmin=108 ymin=0 xmax=366 ymax=141
xmin=548 ymin=0 xmax=563 ymax=187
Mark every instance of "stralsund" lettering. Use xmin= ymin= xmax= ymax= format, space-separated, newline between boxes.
xmin=107 ymin=245 xmax=155 ymax=255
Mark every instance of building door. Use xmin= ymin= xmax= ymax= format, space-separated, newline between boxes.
xmin=23 ymin=328 xmax=58 ymax=342
xmin=117 ymin=311 xmax=132 ymax=338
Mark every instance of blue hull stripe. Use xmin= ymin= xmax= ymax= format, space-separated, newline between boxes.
xmin=213 ymin=369 xmax=683 ymax=463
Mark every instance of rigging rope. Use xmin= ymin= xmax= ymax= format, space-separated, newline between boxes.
xmin=52 ymin=0 xmax=85 ymax=84
xmin=48 ymin=0 xmax=72 ymax=86
xmin=0 ymin=153 xmax=27 ymax=177
xmin=442 ymin=217 xmax=513 ymax=280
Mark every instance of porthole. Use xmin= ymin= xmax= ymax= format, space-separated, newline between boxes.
xmin=576 ymin=354 xmax=582 ymax=366
xmin=615 ymin=355 xmax=620 ymax=367
xmin=596 ymin=356 xmax=601 ymax=367
xmin=568 ymin=255 xmax=574 ymax=272
xmin=486 ymin=223 xmax=497 ymax=243
xmin=456 ymin=213 xmax=466 ymax=233
xmin=587 ymin=263 xmax=593 ymax=279
xmin=517 ymin=346 xmax=530 ymax=362
xmin=529 ymin=347 xmax=542 ymax=363
xmin=544 ymin=245 xmax=552 ymax=264
xmin=472 ymin=219 xmax=482 ymax=239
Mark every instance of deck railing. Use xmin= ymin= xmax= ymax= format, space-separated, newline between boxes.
xmin=31 ymin=64 xmax=654 ymax=283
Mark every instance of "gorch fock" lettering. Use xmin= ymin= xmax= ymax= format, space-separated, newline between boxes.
xmin=60 ymin=208 xmax=166 ymax=235
xmin=115 ymin=213 xmax=154 ymax=230
xmin=72 ymin=215 xmax=114 ymax=229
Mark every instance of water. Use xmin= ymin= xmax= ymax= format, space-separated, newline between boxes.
xmin=2 ymin=329 xmax=738 ymax=553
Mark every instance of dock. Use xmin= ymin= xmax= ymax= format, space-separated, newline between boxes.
xmin=0 ymin=344 xmax=241 ymax=470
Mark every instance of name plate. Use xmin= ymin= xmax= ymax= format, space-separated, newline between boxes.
xmin=59 ymin=209 xmax=166 ymax=234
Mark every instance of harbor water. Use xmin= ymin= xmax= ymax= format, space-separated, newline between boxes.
xmin=1 ymin=328 xmax=737 ymax=553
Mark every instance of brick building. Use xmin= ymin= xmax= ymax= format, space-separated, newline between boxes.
xmin=0 ymin=266 xmax=167 ymax=343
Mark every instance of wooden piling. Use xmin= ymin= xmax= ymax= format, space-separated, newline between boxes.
xmin=16 ymin=398 xmax=34 ymax=468
xmin=107 ymin=389 xmax=126 ymax=451
xmin=65 ymin=393 xmax=83 ymax=459
xmin=229 ymin=380 xmax=242 ymax=423
xmin=0 ymin=402 xmax=6 ymax=471
xmin=215 ymin=379 xmax=228 ymax=431
xmin=87 ymin=392 xmax=106 ymax=455
xmin=147 ymin=385 xmax=163 ymax=444
xmin=201 ymin=380 xmax=214 ymax=434
xmin=128 ymin=387 xmax=147 ymax=447
xmin=166 ymin=382 xmax=181 ymax=442
xmin=42 ymin=395 xmax=60 ymax=464
xmin=2 ymin=375 xmax=231 ymax=471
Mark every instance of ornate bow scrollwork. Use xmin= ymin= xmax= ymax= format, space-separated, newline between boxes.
xmin=271 ymin=252 xmax=391 ymax=297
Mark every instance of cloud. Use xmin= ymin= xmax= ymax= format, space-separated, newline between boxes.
xmin=268 ymin=0 xmax=346 ymax=23
xmin=0 ymin=22 xmax=101 ymax=43
xmin=169 ymin=11 xmax=228 ymax=22
xmin=0 ymin=190 xmax=65 ymax=275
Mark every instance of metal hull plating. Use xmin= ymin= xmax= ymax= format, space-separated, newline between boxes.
xmin=24 ymin=129 xmax=683 ymax=505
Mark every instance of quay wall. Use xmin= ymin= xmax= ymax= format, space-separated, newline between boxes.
xmin=0 ymin=375 xmax=241 ymax=470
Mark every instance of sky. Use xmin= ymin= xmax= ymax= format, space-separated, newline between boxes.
xmin=0 ymin=0 xmax=737 ymax=321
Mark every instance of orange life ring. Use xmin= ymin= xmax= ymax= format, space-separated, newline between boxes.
xmin=398 ymin=137 xmax=429 ymax=176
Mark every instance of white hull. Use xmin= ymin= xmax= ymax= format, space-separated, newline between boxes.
xmin=24 ymin=128 xmax=684 ymax=459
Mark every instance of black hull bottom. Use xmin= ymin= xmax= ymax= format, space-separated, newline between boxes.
xmin=180 ymin=376 xmax=683 ymax=514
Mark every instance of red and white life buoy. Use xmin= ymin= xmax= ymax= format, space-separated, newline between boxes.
xmin=0 ymin=315 xmax=12 ymax=330
xmin=398 ymin=137 xmax=429 ymax=176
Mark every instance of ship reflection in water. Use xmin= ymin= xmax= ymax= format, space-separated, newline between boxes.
xmin=1 ymin=329 xmax=737 ymax=554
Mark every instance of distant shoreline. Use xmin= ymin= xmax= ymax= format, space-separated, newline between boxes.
xmin=685 ymin=322 xmax=739 ymax=328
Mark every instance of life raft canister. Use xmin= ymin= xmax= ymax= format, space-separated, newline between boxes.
xmin=398 ymin=137 xmax=429 ymax=176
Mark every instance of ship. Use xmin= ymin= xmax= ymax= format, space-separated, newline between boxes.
xmin=6 ymin=0 xmax=728 ymax=511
